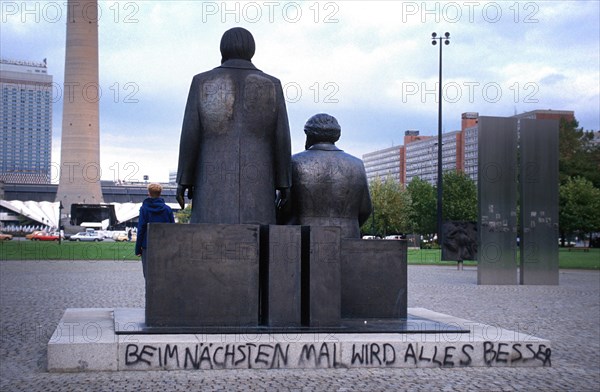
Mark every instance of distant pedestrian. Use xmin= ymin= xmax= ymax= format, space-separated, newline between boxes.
xmin=127 ymin=228 xmax=132 ymax=242
xmin=135 ymin=183 xmax=175 ymax=278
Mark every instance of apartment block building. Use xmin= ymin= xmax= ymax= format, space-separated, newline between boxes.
xmin=363 ymin=110 xmax=574 ymax=186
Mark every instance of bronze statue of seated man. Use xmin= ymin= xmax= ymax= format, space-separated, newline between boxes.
xmin=283 ymin=113 xmax=372 ymax=238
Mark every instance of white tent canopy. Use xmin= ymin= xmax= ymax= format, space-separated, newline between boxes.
xmin=0 ymin=200 xmax=60 ymax=228
xmin=109 ymin=202 xmax=180 ymax=223
xmin=1 ymin=201 xmax=180 ymax=227
xmin=110 ymin=202 xmax=142 ymax=224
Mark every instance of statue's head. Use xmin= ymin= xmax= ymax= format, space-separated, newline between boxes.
xmin=220 ymin=27 xmax=255 ymax=63
xmin=304 ymin=113 xmax=341 ymax=149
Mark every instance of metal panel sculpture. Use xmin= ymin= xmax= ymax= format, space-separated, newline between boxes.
xmin=519 ymin=119 xmax=559 ymax=285
xmin=477 ymin=117 xmax=518 ymax=285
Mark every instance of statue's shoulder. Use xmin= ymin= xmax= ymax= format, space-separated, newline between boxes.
xmin=344 ymin=152 xmax=364 ymax=164
xmin=248 ymin=70 xmax=282 ymax=88
xmin=189 ymin=69 xmax=219 ymax=83
xmin=291 ymin=150 xmax=320 ymax=169
xmin=259 ymin=70 xmax=280 ymax=82
xmin=291 ymin=150 xmax=311 ymax=161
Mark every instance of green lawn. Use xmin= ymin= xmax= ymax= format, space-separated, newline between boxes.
xmin=0 ymin=241 xmax=139 ymax=261
xmin=407 ymin=248 xmax=599 ymax=269
xmin=1 ymin=241 xmax=598 ymax=270
xmin=557 ymin=248 xmax=600 ymax=269
xmin=407 ymin=248 xmax=477 ymax=266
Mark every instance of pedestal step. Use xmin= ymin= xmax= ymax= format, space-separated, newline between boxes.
xmin=47 ymin=308 xmax=551 ymax=372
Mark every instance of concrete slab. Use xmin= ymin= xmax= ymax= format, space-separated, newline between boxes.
xmin=113 ymin=308 xmax=466 ymax=334
xmin=47 ymin=307 xmax=551 ymax=372
xmin=47 ymin=308 xmax=118 ymax=372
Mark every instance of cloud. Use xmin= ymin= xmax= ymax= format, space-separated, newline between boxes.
xmin=5 ymin=0 xmax=600 ymax=183
xmin=539 ymin=73 xmax=567 ymax=85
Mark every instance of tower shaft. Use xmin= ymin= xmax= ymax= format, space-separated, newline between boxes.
xmin=55 ymin=0 xmax=104 ymax=221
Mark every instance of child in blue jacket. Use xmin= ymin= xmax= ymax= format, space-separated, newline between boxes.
xmin=135 ymin=183 xmax=175 ymax=277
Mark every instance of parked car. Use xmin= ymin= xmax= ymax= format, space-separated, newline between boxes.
xmin=25 ymin=230 xmax=45 ymax=240
xmin=30 ymin=232 xmax=61 ymax=241
xmin=69 ymin=231 xmax=104 ymax=242
xmin=115 ymin=232 xmax=137 ymax=242
xmin=0 ymin=233 xmax=13 ymax=241
xmin=111 ymin=231 xmax=127 ymax=240
xmin=385 ymin=235 xmax=405 ymax=240
xmin=97 ymin=230 xmax=113 ymax=239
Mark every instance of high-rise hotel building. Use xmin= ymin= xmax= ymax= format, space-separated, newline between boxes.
xmin=0 ymin=59 xmax=53 ymax=184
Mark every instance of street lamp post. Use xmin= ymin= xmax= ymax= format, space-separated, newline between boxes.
xmin=58 ymin=201 xmax=64 ymax=245
xmin=371 ymin=204 xmax=376 ymax=237
xmin=431 ymin=32 xmax=450 ymax=247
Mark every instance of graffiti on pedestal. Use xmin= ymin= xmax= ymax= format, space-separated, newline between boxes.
xmin=123 ymin=341 xmax=551 ymax=370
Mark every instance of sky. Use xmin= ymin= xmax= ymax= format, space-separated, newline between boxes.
xmin=2 ymin=0 xmax=599 ymax=183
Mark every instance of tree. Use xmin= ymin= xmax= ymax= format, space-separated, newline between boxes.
xmin=559 ymin=177 xmax=600 ymax=243
xmin=442 ymin=171 xmax=477 ymax=222
xmin=559 ymin=117 xmax=600 ymax=188
xmin=406 ymin=176 xmax=436 ymax=235
xmin=175 ymin=204 xmax=192 ymax=224
xmin=361 ymin=177 xmax=412 ymax=237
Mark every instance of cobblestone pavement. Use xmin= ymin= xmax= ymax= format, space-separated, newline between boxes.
xmin=1 ymin=259 xmax=598 ymax=391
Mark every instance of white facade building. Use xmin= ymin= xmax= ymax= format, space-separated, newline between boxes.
xmin=0 ymin=59 xmax=53 ymax=184
xmin=362 ymin=145 xmax=402 ymax=183
xmin=463 ymin=125 xmax=479 ymax=183
xmin=404 ymin=131 xmax=461 ymax=186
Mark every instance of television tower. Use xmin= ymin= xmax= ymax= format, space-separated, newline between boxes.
xmin=55 ymin=0 xmax=104 ymax=227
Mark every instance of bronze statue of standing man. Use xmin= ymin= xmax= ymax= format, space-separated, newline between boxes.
xmin=176 ymin=28 xmax=291 ymax=225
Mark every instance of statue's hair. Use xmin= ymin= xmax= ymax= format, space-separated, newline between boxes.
xmin=147 ymin=183 xmax=163 ymax=198
xmin=220 ymin=27 xmax=255 ymax=63
xmin=304 ymin=113 xmax=341 ymax=143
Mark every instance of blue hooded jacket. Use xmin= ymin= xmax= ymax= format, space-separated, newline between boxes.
xmin=135 ymin=197 xmax=174 ymax=255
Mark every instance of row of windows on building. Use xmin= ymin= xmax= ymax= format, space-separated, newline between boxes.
xmin=2 ymin=103 xmax=51 ymax=109
xmin=2 ymin=98 xmax=52 ymax=105
xmin=1 ymin=152 xmax=50 ymax=157
xmin=2 ymin=118 xmax=51 ymax=124
xmin=2 ymin=97 xmax=52 ymax=104
xmin=2 ymin=106 xmax=50 ymax=111
xmin=2 ymin=87 xmax=51 ymax=94
xmin=1 ymin=125 xmax=51 ymax=130
xmin=1 ymin=149 xmax=50 ymax=153
xmin=1 ymin=124 xmax=51 ymax=131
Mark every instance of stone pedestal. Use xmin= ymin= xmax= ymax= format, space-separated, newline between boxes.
xmin=302 ymin=226 xmax=341 ymax=327
xmin=341 ymin=239 xmax=407 ymax=319
xmin=263 ymin=225 xmax=302 ymax=326
xmin=144 ymin=224 xmax=407 ymax=329
xmin=145 ymin=223 xmax=260 ymax=327
xmin=47 ymin=308 xmax=552 ymax=372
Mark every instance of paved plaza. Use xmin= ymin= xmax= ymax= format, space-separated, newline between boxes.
xmin=1 ymin=259 xmax=598 ymax=391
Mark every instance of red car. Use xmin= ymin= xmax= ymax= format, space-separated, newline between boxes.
xmin=30 ymin=232 xmax=60 ymax=241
